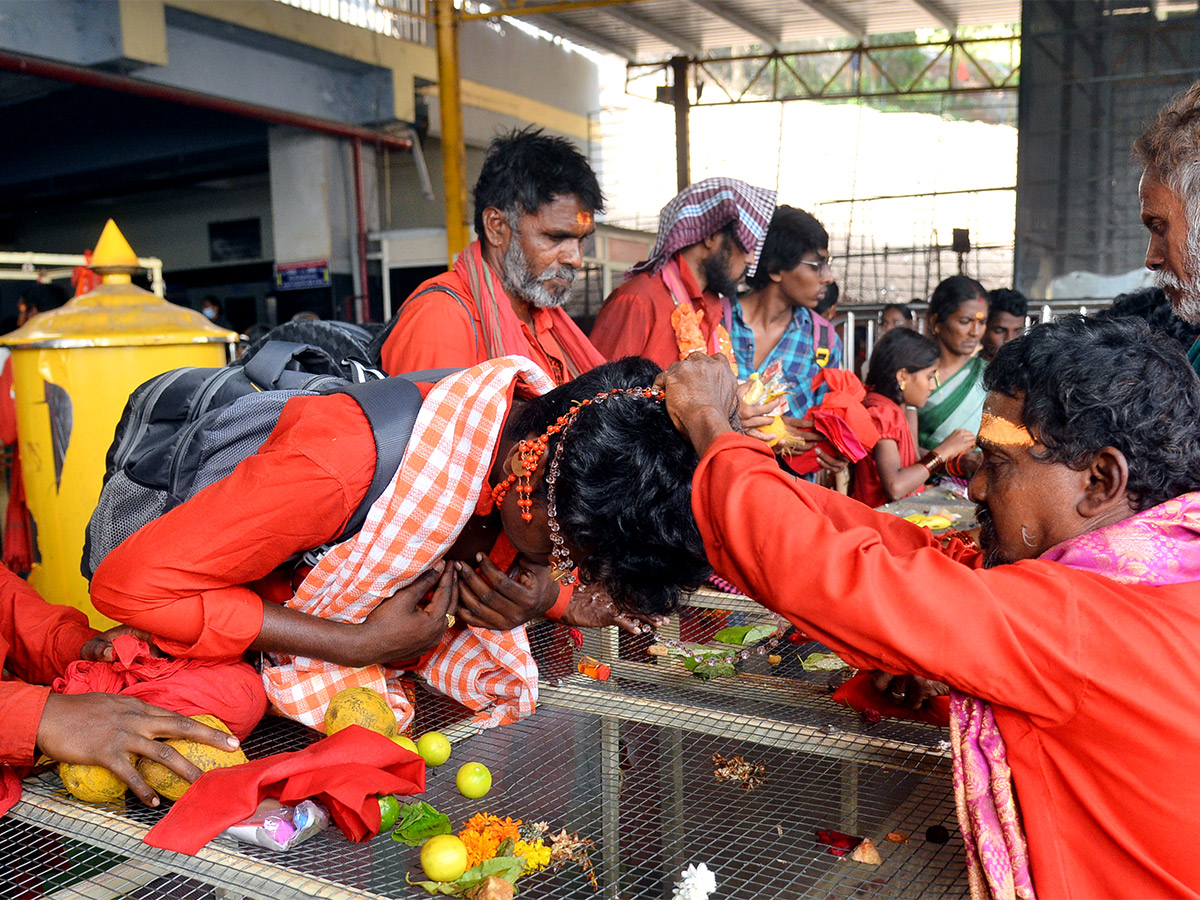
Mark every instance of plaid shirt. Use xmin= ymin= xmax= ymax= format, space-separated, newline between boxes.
xmin=729 ymin=302 xmax=843 ymax=418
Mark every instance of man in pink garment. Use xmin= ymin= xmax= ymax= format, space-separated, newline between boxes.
xmin=658 ymin=316 xmax=1200 ymax=898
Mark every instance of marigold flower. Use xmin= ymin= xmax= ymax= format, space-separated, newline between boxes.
xmin=457 ymin=813 xmax=523 ymax=868
xmin=514 ymin=838 xmax=551 ymax=873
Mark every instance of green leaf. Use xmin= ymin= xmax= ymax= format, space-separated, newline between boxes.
xmin=691 ymin=660 xmax=737 ymax=680
xmin=460 ymin=856 xmax=526 ymax=887
xmin=405 ymin=857 xmax=526 ymax=896
xmin=405 ymin=875 xmax=464 ymax=896
xmin=713 ymin=625 xmax=754 ymax=644
xmin=800 ymin=652 xmax=849 ymax=672
xmin=742 ymin=624 xmax=775 ymax=644
xmin=391 ymin=801 xmax=452 ymax=846
xmin=714 ymin=624 xmax=775 ymax=645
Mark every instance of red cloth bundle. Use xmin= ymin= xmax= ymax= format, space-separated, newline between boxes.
xmin=0 ymin=764 xmax=27 ymax=818
xmin=785 ymin=370 xmax=881 ymax=476
xmin=52 ymin=635 xmax=267 ymax=739
xmin=144 ymin=725 xmax=425 ymax=855
xmin=832 ymin=671 xmax=950 ymax=727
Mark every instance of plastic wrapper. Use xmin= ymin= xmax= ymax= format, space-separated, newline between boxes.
xmin=220 ymin=798 xmax=329 ymax=851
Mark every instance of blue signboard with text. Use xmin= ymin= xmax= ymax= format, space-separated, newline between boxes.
xmin=274 ymin=260 xmax=330 ymax=291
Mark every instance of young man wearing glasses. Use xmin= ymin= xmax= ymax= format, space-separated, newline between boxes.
xmin=729 ymin=205 xmax=841 ymax=428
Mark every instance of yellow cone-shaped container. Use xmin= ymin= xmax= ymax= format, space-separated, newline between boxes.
xmin=0 ymin=221 xmax=237 ymax=627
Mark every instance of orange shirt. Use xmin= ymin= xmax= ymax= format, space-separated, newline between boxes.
xmin=90 ymin=385 xmax=571 ymax=662
xmin=381 ymin=269 xmax=591 ymax=386
xmin=91 ymin=393 xmax=376 ymax=661
xmin=590 ymin=255 xmax=724 ymax=371
xmin=695 ymin=432 xmax=1200 ymax=899
xmin=0 ymin=568 xmax=96 ymax=764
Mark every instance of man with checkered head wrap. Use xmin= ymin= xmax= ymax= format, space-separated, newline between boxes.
xmin=590 ymin=178 xmax=776 ymax=372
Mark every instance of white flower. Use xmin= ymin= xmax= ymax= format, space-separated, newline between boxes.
xmin=671 ymin=862 xmax=717 ymax=900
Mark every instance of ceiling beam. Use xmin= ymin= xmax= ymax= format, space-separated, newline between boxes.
xmin=528 ymin=14 xmax=640 ymax=61
xmin=910 ymin=0 xmax=958 ymax=32
xmin=688 ymin=1 xmax=781 ymax=51
xmin=798 ymin=0 xmax=866 ymax=39
xmin=604 ymin=4 xmax=705 ymax=57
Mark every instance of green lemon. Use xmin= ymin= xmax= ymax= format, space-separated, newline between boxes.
xmin=391 ymin=734 xmax=419 ymax=754
xmin=416 ymin=731 xmax=452 ymax=767
xmin=377 ymin=794 xmax=401 ymax=832
xmin=421 ymin=833 xmax=468 ymax=882
xmin=455 ymin=762 xmax=492 ymax=799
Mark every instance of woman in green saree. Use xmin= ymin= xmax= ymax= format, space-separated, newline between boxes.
xmin=917 ymin=276 xmax=989 ymax=456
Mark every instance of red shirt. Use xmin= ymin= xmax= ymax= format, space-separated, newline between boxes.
xmin=91 ymin=393 xmax=376 ymax=660
xmin=90 ymin=387 xmax=571 ymax=660
xmin=590 ymin=255 xmax=723 ymax=371
xmin=851 ymin=391 xmax=920 ymax=508
xmin=695 ymin=433 xmax=1200 ymax=899
xmin=381 ymin=269 xmax=591 ymax=386
xmin=0 ymin=568 xmax=97 ymax=765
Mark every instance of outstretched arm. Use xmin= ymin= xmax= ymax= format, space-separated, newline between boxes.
xmin=37 ymin=694 xmax=241 ymax=807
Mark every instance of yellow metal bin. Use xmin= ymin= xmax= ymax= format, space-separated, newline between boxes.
xmin=0 ymin=221 xmax=237 ymax=627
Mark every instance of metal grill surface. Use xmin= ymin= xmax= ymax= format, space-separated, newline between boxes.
xmin=9 ymin=597 xmax=969 ymax=899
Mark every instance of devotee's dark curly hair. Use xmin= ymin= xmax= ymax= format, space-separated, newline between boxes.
xmin=985 ymin=315 xmax=1200 ymax=511
xmin=865 ymin=328 xmax=940 ymax=405
xmin=987 ymin=287 xmax=1028 ymax=323
xmin=505 ymin=357 xmax=710 ymax=616
xmin=745 ymin=205 xmax=829 ymax=291
xmin=1097 ymin=286 xmax=1200 ymax=352
xmin=473 ymin=127 xmax=604 ymax=239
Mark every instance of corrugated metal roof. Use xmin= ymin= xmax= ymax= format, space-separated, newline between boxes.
xmin=511 ymin=0 xmax=1021 ymax=62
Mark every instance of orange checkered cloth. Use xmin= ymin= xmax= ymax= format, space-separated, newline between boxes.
xmin=261 ymin=356 xmax=557 ymax=731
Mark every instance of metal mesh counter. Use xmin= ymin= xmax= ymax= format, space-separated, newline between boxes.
xmin=9 ymin=594 xmax=968 ymax=899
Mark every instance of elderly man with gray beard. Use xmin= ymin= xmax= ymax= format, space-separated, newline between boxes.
xmin=1135 ymin=80 xmax=1200 ymax=373
xmin=378 ymin=127 xmax=605 ymax=385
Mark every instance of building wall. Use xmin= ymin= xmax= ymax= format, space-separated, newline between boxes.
xmin=0 ymin=0 xmax=602 ymax=322
xmin=1015 ymin=0 xmax=1200 ymax=298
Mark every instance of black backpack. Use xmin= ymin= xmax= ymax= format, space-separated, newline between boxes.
xmin=82 ymin=340 xmax=424 ymax=580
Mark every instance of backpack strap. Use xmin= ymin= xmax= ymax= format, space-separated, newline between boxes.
xmin=810 ymin=311 xmax=835 ymax=368
xmin=368 ymin=284 xmax=482 ymax=367
xmin=244 ymin=341 xmax=340 ymax=388
xmin=335 ymin=377 xmax=425 ymax=541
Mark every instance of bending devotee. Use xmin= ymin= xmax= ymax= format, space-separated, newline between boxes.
xmin=378 ymin=128 xmax=605 ymax=385
xmin=589 ymin=177 xmax=776 ymax=371
xmin=917 ymin=275 xmax=989 ymax=453
xmin=92 ymin=358 xmax=708 ymax=731
xmin=0 ymin=566 xmax=241 ymax=812
xmin=1134 ymin=78 xmax=1200 ymax=373
xmin=658 ymin=316 xmax=1200 ymax=899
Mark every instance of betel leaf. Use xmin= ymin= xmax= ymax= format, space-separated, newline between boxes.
xmin=713 ymin=624 xmax=775 ymax=645
xmin=690 ymin=660 xmax=738 ymax=680
xmin=406 ymin=857 xmax=526 ymax=896
xmin=800 ymin=652 xmax=848 ymax=672
xmin=713 ymin=625 xmax=753 ymax=644
xmin=391 ymin=801 xmax=452 ymax=846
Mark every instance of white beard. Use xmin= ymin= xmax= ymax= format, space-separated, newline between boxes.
xmin=1154 ymin=267 xmax=1200 ymax=323
xmin=500 ymin=237 xmax=575 ymax=309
